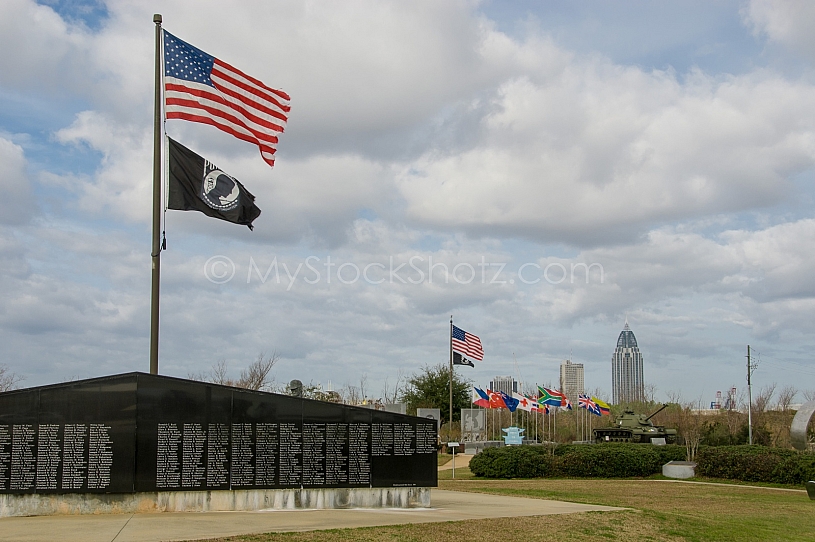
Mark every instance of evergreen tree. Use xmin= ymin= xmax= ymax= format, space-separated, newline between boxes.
xmin=400 ymin=363 xmax=471 ymax=423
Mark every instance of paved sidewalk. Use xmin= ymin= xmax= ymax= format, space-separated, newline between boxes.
xmin=437 ymin=454 xmax=472 ymax=470
xmin=0 ymin=489 xmax=625 ymax=542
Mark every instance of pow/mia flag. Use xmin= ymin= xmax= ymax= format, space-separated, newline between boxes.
xmin=453 ymin=352 xmax=474 ymax=367
xmin=167 ymin=137 xmax=261 ymax=230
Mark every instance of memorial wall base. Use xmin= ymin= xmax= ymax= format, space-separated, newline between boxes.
xmin=0 ymin=487 xmax=431 ymax=517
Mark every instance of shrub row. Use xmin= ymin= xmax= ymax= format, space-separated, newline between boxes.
xmin=468 ymin=443 xmax=815 ymax=486
xmin=466 ymin=445 xmax=554 ymax=479
xmin=469 ymin=443 xmax=686 ymax=479
xmin=695 ymin=445 xmax=815 ymax=485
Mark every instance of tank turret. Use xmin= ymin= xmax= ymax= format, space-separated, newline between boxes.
xmin=593 ymin=404 xmax=678 ymax=444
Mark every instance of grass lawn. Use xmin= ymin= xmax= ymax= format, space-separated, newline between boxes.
xmin=439 ymin=477 xmax=814 ymax=542
xmin=193 ymin=470 xmax=815 ymax=542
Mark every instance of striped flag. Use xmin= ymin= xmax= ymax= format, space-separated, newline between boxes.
xmin=163 ymin=30 xmax=290 ymax=168
xmin=451 ymin=325 xmax=484 ymax=361
xmin=592 ymin=396 xmax=611 ymax=416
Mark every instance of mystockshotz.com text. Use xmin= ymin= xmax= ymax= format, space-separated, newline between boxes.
xmin=203 ymin=255 xmax=605 ymax=290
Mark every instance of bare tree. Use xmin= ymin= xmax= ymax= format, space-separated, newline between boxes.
xmin=342 ymin=382 xmax=362 ymax=405
xmin=236 ymin=352 xmax=279 ymax=391
xmin=724 ymin=409 xmax=743 ymax=444
xmin=210 ymin=359 xmax=232 ymax=385
xmin=802 ymin=389 xmax=815 ymax=403
xmin=748 ymin=383 xmax=776 ymax=446
xmin=339 ymin=374 xmax=373 ymax=406
xmin=381 ymin=370 xmax=405 ymax=404
xmin=643 ymin=383 xmax=658 ymax=404
xmin=358 ymin=375 xmax=368 ymax=403
xmin=752 ymin=383 xmax=776 ymax=414
xmin=189 ymin=352 xmax=279 ymax=391
xmin=776 ymin=385 xmax=797 ymax=412
xmin=189 ymin=359 xmax=231 ymax=385
xmin=0 ymin=364 xmax=23 ymax=392
xmin=673 ymin=398 xmax=705 ymax=461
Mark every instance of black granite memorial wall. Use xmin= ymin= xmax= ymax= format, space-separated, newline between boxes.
xmin=0 ymin=373 xmax=437 ymax=494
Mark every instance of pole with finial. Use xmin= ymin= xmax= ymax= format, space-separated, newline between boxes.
xmin=149 ymin=13 xmax=163 ymax=375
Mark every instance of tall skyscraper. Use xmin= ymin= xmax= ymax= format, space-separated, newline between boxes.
xmin=612 ymin=321 xmax=644 ymax=404
xmin=559 ymin=359 xmax=584 ymax=400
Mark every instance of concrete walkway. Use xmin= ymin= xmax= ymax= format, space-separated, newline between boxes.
xmin=0 ymin=489 xmax=625 ymax=542
xmin=437 ymin=454 xmax=472 ymax=470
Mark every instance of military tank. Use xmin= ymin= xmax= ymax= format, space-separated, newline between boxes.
xmin=593 ymin=404 xmax=677 ymax=444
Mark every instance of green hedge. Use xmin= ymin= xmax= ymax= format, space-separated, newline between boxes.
xmin=696 ymin=445 xmax=815 ymax=485
xmin=556 ymin=444 xmax=686 ymax=478
xmin=469 ymin=443 xmax=686 ymax=479
xmin=469 ymin=443 xmax=815 ymax=484
xmin=468 ymin=445 xmax=553 ymax=478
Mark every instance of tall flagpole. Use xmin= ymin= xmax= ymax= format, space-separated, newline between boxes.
xmin=149 ymin=13 xmax=163 ymax=375
xmin=449 ymin=315 xmax=453 ymax=443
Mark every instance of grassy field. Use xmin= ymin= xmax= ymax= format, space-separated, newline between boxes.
xmin=197 ymin=472 xmax=814 ymax=542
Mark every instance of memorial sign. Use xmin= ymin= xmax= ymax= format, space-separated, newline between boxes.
xmin=0 ymin=373 xmax=437 ymax=494
xmin=460 ymin=408 xmax=485 ymax=441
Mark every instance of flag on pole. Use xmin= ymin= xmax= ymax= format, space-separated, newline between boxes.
xmin=547 ymin=387 xmax=568 ymax=407
xmin=537 ymin=386 xmax=565 ymax=407
xmin=592 ymin=396 xmax=612 ymax=416
xmin=487 ymin=389 xmax=507 ymax=409
xmin=167 ymin=137 xmax=261 ymax=229
xmin=472 ymin=387 xmax=490 ymax=408
xmin=453 ymin=351 xmax=474 ymax=367
xmin=451 ymin=325 xmax=484 ymax=361
xmin=163 ymin=31 xmax=290 ymax=168
xmin=578 ymin=394 xmax=601 ymax=416
xmin=499 ymin=391 xmax=519 ymax=412
xmin=528 ymin=395 xmax=546 ymax=413
xmin=512 ymin=392 xmax=535 ymax=412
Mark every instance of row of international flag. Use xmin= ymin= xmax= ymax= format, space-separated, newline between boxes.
xmin=453 ymin=324 xmax=612 ymax=416
xmin=472 ymin=386 xmax=611 ymax=416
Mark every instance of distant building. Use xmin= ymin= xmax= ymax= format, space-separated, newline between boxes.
xmin=559 ymin=359 xmax=584 ymax=400
xmin=489 ymin=376 xmax=518 ymax=396
xmin=612 ymin=321 xmax=644 ymax=404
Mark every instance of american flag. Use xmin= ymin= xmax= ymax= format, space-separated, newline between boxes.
xmin=451 ymin=325 xmax=484 ymax=361
xmin=163 ymin=31 xmax=290 ymax=167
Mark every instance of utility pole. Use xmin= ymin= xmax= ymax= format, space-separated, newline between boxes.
xmin=747 ymin=345 xmax=753 ymax=445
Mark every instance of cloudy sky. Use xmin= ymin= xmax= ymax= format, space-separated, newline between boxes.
xmin=2 ymin=0 xmax=815 ymax=404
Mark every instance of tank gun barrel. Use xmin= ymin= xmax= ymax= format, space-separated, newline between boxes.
xmin=644 ymin=403 xmax=668 ymax=422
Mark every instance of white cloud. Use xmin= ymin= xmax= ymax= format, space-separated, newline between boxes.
xmin=743 ymin=0 xmax=815 ymax=61
xmin=398 ymin=64 xmax=815 ymax=244
xmin=0 ymin=0 xmax=90 ymax=92
xmin=54 ymin=110 xmax=153 ymax=222
xmin=3 ymin=1 xmax=815 ymax=401
xmin=0 ymin=137 xmax=35 ymax=225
